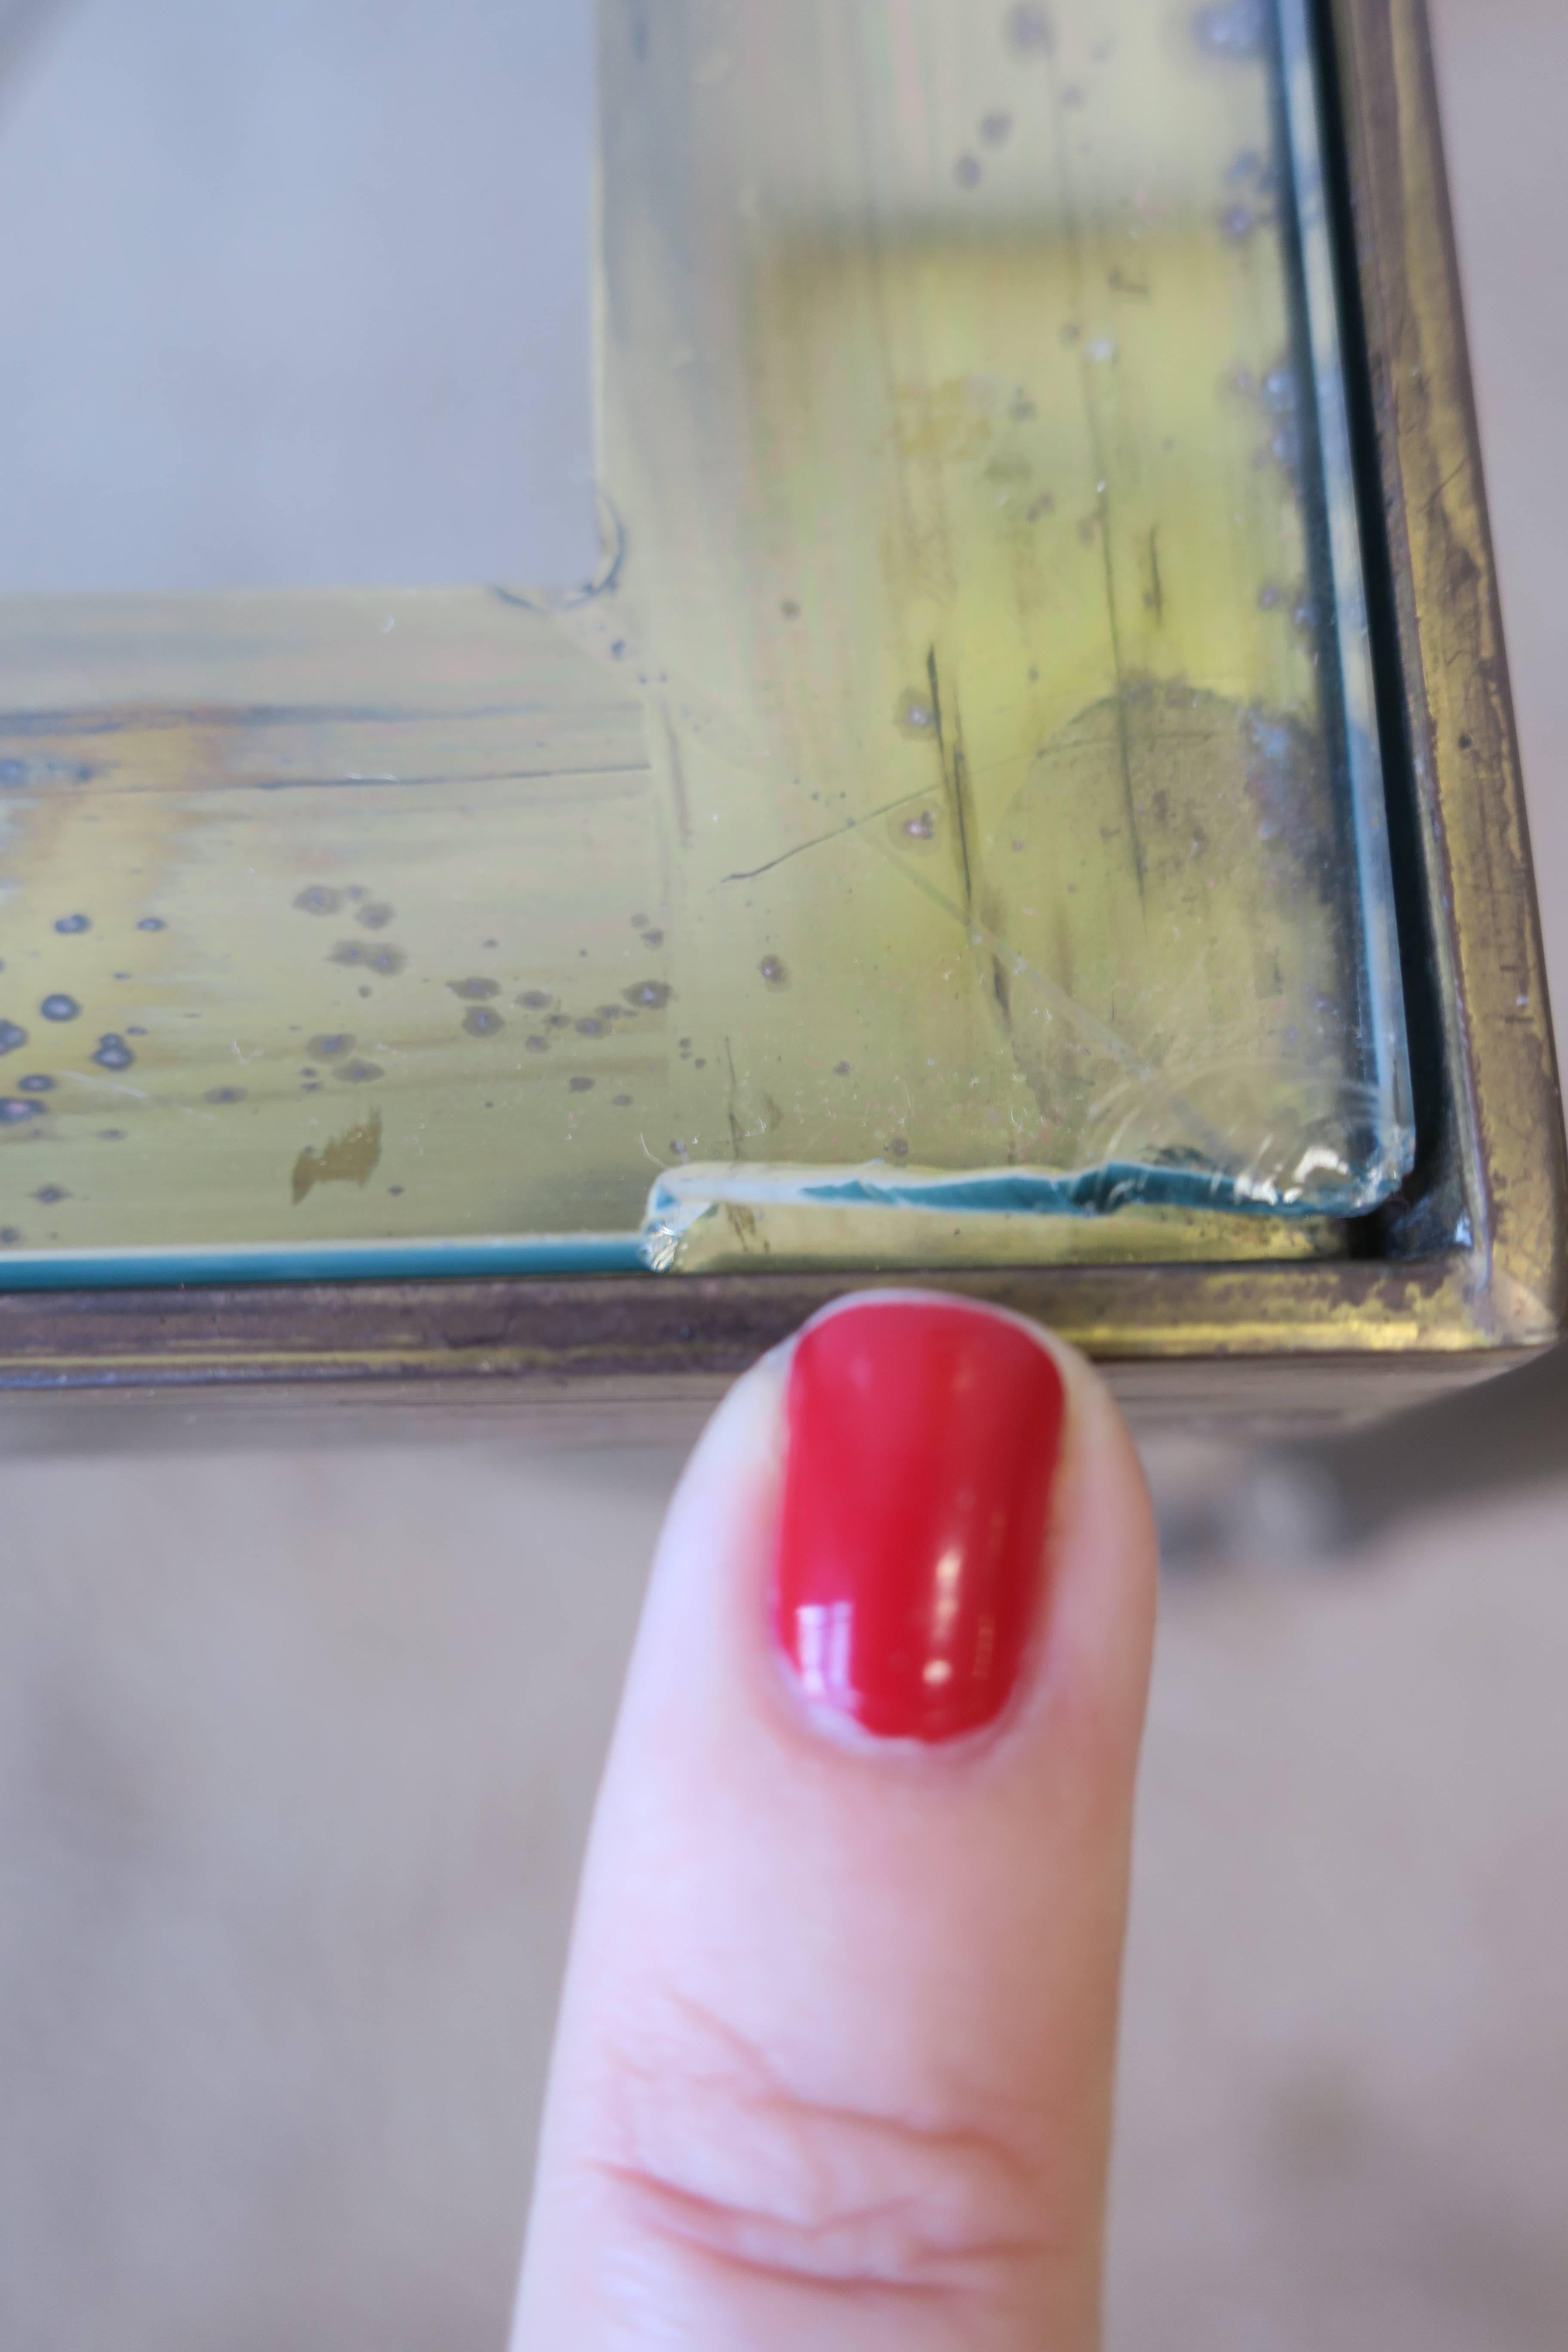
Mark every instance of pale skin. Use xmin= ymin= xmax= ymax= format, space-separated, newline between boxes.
xmin=513 ymin=1302 xmax=1158 ymax=2350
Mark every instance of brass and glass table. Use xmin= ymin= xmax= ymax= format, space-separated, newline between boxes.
xmin=0 ymin=0 xmax=1561 ymax=1440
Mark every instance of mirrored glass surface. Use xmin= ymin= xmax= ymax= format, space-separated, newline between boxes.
xmin=0 ymin=0 xmax=1411 ymax=1285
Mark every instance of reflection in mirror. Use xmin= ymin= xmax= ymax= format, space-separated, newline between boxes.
xmin=0 ymin=0 xmax=597 ymax=591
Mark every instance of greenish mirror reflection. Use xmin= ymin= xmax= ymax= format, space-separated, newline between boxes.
xmin=0 ymin=0 xmax=1409 ymax=1286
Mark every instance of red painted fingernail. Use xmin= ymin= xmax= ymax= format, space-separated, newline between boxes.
xmin=773 ymin=1300 xmax=1066 ymax=1744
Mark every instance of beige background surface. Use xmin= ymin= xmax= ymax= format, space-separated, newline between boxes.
xmin=2 ymin=3 xmax=1566 ymax=2347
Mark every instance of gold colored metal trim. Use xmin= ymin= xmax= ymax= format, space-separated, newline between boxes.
xmin=1329 ymin=0 xmax=1566 ymax=1342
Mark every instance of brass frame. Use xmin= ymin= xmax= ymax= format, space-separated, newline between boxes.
xmin=0 ymin=0 xmax=1562 ymax=1438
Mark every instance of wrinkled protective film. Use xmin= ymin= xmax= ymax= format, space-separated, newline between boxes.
xmin=0 ymin=0 xmax=1410 ymax=1286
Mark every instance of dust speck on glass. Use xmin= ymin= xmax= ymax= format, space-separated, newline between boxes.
xmin=0 ymin=0 xmax=1410 ymax=1287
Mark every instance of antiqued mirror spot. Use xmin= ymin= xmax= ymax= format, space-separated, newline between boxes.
xmin=291 ymin=1112 xmax=383 ymax=1206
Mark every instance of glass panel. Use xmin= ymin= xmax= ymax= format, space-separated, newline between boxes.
xmin=0 ymin=0 xmax=1410 ymax=1287
xmin=599 ymin=0 xmax=1412 ymax=1272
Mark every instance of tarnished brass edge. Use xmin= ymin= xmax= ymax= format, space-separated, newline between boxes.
xmin=1332 ymin=0 xmax=1568 ymax=1344
xmin=0 ymin=1250 xmax=1498 ymax=1388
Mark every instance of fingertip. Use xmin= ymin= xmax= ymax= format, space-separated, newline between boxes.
xmin=516 ymin=1295 xmax=1157 ymax=2350
xmin=662 ymin=1293 xmax=1155 ymax=1762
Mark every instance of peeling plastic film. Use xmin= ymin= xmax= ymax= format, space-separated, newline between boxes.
xmin=597 ymin=0 xmax=1412 ymax=1271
